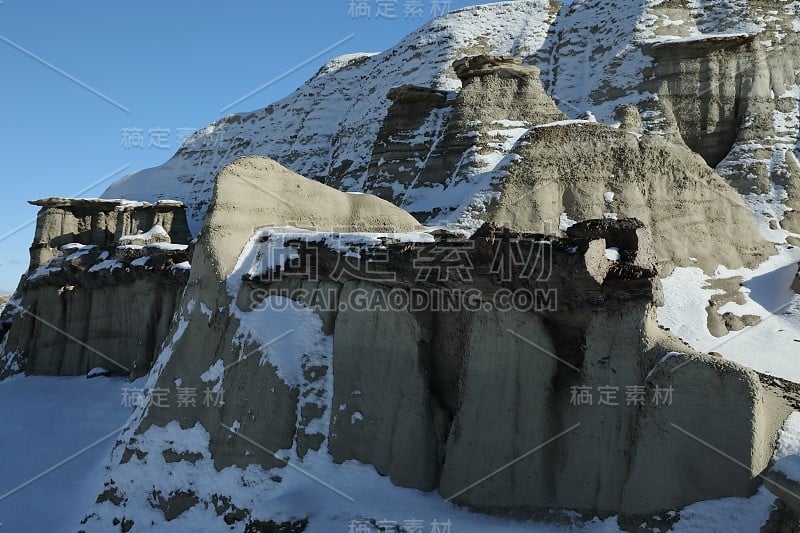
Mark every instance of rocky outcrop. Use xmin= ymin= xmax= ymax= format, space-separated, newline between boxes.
xmin=4 ymin=1 xmax=800 ymax=529
xmin=0 ymin=200 xmax=191 ymax=379
xmin=2 ymin=157 xmax=421 ymax=381
xmin=487 ymin=121 xmax=773 ymax=274
xmin=545 ymin=0 xmax=800 ymax=235
xmin=643 ymin=32 xmax=759 ymax=168
xmin=114 ymin=156 xmax=426 ymax=470
xmin=78 ymin=158 xmax=797 ymax=529
xmin=28 ymin=198 xmax=190 ymax=270
xmin=362 ymin=50 xmax=772 ymax=274
xmin=101 ymin=44 xmax=778 ymax=277
xmin=793 ymin=265 xmax=800 ymax=295
xmin=367 ymin=54 xmax=568 ymax=225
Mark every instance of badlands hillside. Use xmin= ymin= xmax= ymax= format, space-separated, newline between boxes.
xmin=2 ymin=0 xmax=800 ymax=531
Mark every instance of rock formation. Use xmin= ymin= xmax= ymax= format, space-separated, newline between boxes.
xmin=112 ymin=156 xmax=426 ymax=466
xmin=27 ymin=198 xmax=189 ymax=270
xmin=486 ymin=121 xmax=773 ymax=274
xmin=2 ymin=0 xmax=799 ymax=530
xmin=69 ymin=157 xmax=797 ymax=530
xmin=0 ymin=200 xmax=191 ymax=379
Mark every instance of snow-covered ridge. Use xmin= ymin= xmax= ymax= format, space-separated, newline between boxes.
xmin=101 ymin=0 xmax=800 ymax=249
xmin=102 ymin=0 xmax=559 ymax=234
xmin=229 ymin=226 xmax=436 ymax=284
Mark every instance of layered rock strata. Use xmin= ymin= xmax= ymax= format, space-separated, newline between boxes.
xmin=28 ymin=197 xmax=190 ymax=270
xmin=0 ymin=200 xmax=192 ymax=379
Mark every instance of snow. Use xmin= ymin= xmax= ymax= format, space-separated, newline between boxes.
xmin=62 ymin=243 xmax=98 ymax=262
xmin=200 ymin=360 xmax=224 ymax=394
xmin=88 ymin=259 xmax=124 ymax=273
xmin=669 ymin=488 xmax=776 ymax=532
xmin=85 ymin=417 xmax=631 ymax=533
xmin=27 ymin=265 xmax=60 ymax=281
xmin=231 ymin=226 xmax=435 ymax=278
xmin=774 ymin=412 xmax=800 ymax=461
xmin=225 ymin=229 xmax=337 ymax=389
xmin=604 ymin=192 xmax=615 ymax=204
xmin=119 ymin=224 xmax=170 ymax=244
xmin=658 ymin=246 xmax=800 ymax=381
xmin=87 ymin=367 xmax=111 ymax=378
xmin=645 ymin=352 xmax=683 ymax=381
xmin=145 ymin=243 xmax=188 ymax=252
xmin=131 ymin=256 xmax=150 ymax=268
xmin=559 ymin=213 xmax=578 ymax=231
xmin=531 ymin=119 xmax=599 ymax=129
xmin=313 ymin=52 xmax=379 ymax=79
xmin=605 ymin=247 xmax=621 ymax=262
xmin=741 ymin=185 xmax=799 ymax=244
xmin=773 ymin=413 xmax=800 ymax=483
xmin=543 ymin=0 xmax=659 ymax=125
xmin=0 ymin=376 xmax=135 ymax=532
xmin=643 ymin=32 xmax=751 ymax=46
xmin=60 ymin=243 xmax=91 ymax=252
xmin=116 ymin=199 xmax=151 ymax=210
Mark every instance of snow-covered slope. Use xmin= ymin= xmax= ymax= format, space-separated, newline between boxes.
xmin=0 ymin=375 xmax=135 ymax=532
xmin=104 ymin=0 xmax=800 ymax=245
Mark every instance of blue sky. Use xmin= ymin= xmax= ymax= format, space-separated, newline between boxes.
xmin=0 ymin=0 xmax=513 ymax=291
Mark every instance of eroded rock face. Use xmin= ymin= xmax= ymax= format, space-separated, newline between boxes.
xmin=452 ymin=54 xmax=525 ymax=80
xmin=546 ymin=0 xmax=800 ymax=234
xmin=2 ymin=280 xmax=183 ymax=379
xmin=28 ymin=198 xmax=190 ymax=270
xmin=238 ymin=224 xmax=787 ymax=515
xmin=0 ymin=201 xmax=191 ymax=379
xmin=328 ymin=287 xmax=450 ymax=491
xmin=76 ymin=160 xmax=796 ymax=527
xmin=104 ymin=46 xmax=777 ymax=279
xmin=437 ymin=305 xmax=790 ymax=515
xmin=115 ymin=156 xmax=428 ymax=476
xmin=643 ymin=32 xmax=760 ymax=168
xmin=487 ymin=122 xmax=773 ymax=274
xmin=362 ymin=51 xmax=773 ymax=276
xmin=366 ymin=54 xmax=568 ymax=224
